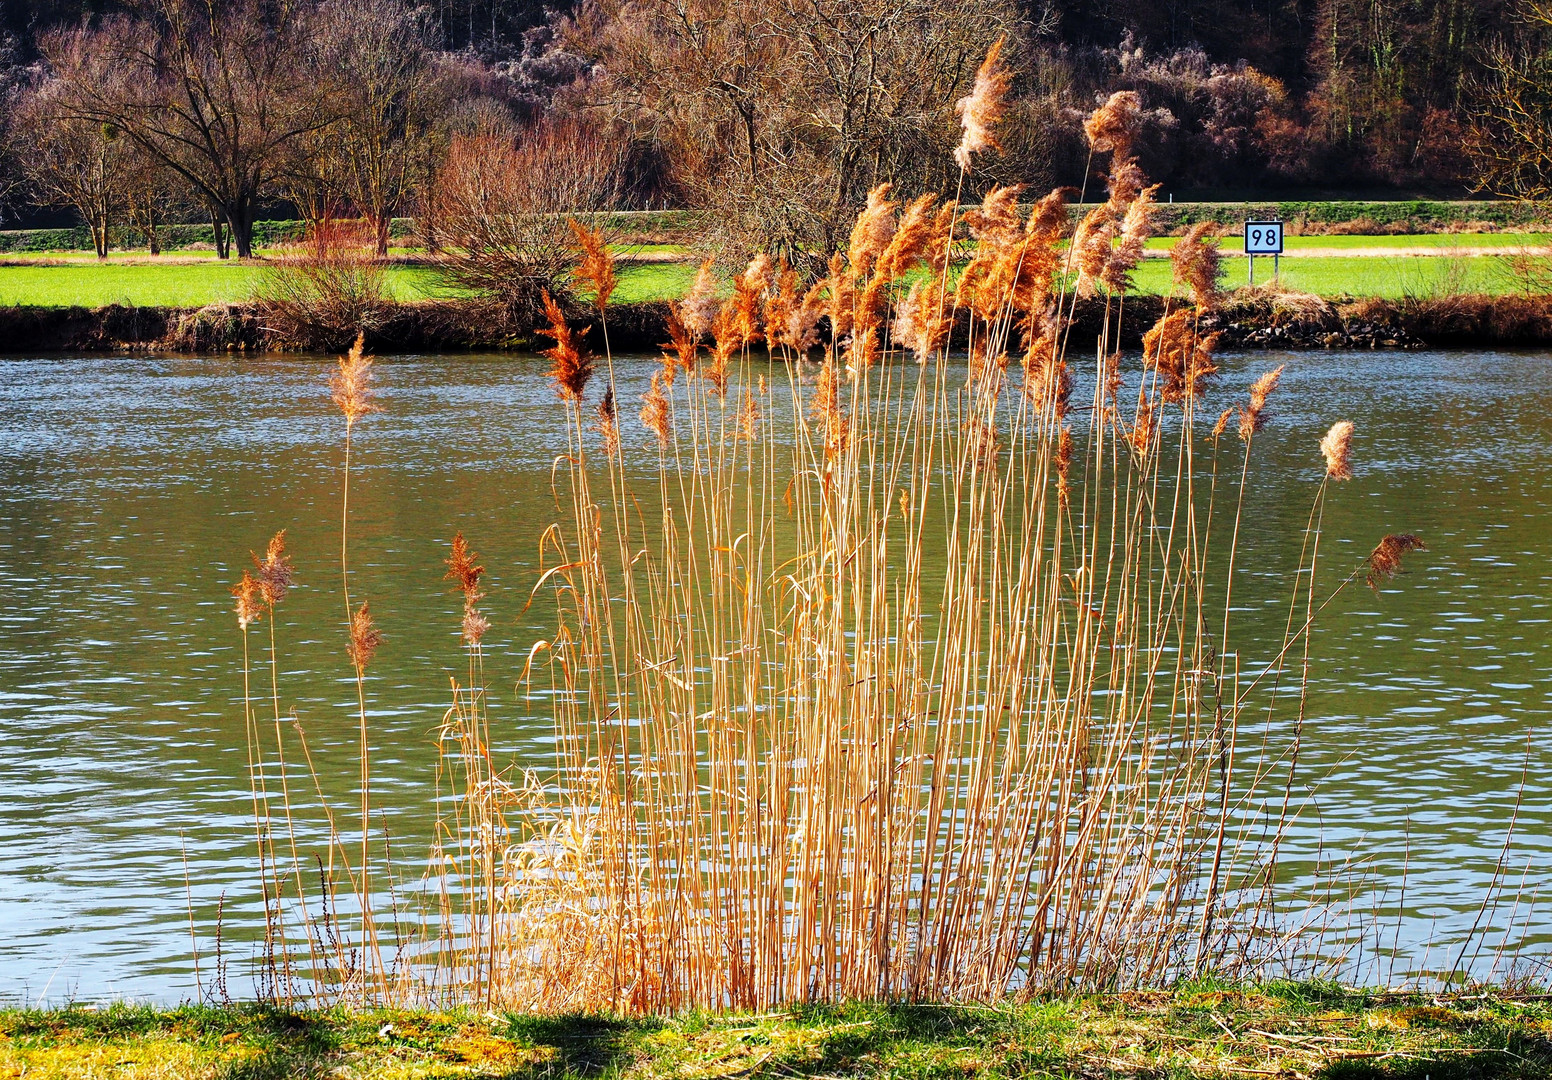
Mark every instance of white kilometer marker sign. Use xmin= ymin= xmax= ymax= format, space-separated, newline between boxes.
xmin=1244 ymin=218 xmax=1284 ymax=285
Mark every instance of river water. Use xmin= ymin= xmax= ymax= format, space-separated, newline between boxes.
xmin=1 ymin=349 xmax=1549 ymax=1003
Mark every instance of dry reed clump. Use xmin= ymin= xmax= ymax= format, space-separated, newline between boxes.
xmin=229 ymin=43 xmax=1437 ymax=1015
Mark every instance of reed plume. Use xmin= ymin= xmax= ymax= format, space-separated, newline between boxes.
xmin=1142 ymin=308 xmax=1220 ymax=403
xmin=253 ymin=531 xmax=294 ymax=609
xmin=347 ymin=601 xmax=382 ymax=670
xmin=1321 ymin=420 xmax=1355 ymax=481
xmin=567 ymin=218 xmax=616 ymax=310
xmin=733 ymin=256 xmax=771 ymax=346
xmin=680 ymin=257 xmax=720 ymax=337
xmin=538 ymin=290 xmax=594 ymax=401
xmin=848 ymin=184 xmax=897 ymax=274
xmin=1238 ymin=364 xmax=1285 ymax=440
xmin=893 ymin=279 xmax=952 ymax=362
xmin=639 ymin=372 xmax=672 ymax=447
xmin=736 ymin=386 xmax=761 ymax=441
xmin=330 ymin=333 xmax=379 ymax=429
xmin=1084 ymin=90 xmax=1143 ymax=160
xmin=787 ymin=280 xmax=827 ymax=353
xmin=445 ymin=532 xmax=489 ymax=647
xmin=664 ymin=308 xmax=698 ymax=374
xmin=1101 ymin=183 xmax=1157 ymax=294
xmin=1071 ymin=206 xmax=1114 ymax=299
xmin=595 ymin=387 xmax=622 ymax=458
xmin=1173 ymin=223 xmax=1225 ymax=310
xmin=876 ymin=193 xmax=938 ymax=281
xmin=953 ymin=36 xmax=1010 ymax=169
xmin=233 ymin=571 xmax=264 ymax=630
xmin=1366 ymin=534 xmax=1426 ymax=593
xmin=764 ymin=258 xmax=800 ymax=348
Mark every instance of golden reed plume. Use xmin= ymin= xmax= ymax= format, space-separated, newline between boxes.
xmin=252 ymin=530 xmax=293 ymax=609
xmin=1084 ymin=90 xmax=1144 ymax=160
xmin=330 ymin=333 xmax=379 ymax=427
xmin=1142 ymin=308 xmax=1220 ymax=404
xmin=848 ymin=184 xmax=897 ymax=274
xmin=232 ymin=570 xmax=264 ymax=630
xmin=568 ymin=218 xmax=616 ymax=310
xmin=680 ymin=257 xmax=720 ymax=338
xmin=1238 ymin=365 xmax=1284 ymax=440
xmin=954 ymin=36 xmax=1010 ymax=170
xmin=347 ymin=601 xmax=383 ymax=670
xmin=445 ymin=532 xmax=485 ymax=604
xmin=595 ymin=387 xmax=622 ymax=458
xmin=1321 ymin=421 xmax=1355 ymax=481
xmin=538 ymin=290 xmax=594 ymax=402
xmin=1366 ymin=534 xmax=1426 ymax=593
xmin=664 ymin=308 xmax=698 ymax=375
xmin=445 ymin=532 xmax=489 ymax=646
xmin=639 ymin=371 xmax=671 ymax=448
xmin=1172 ymin=223 xmax=1225 ymax=310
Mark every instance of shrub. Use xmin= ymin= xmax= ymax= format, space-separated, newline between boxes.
xmin=253 ymin=217 xmax=393 ymax=350
xmin=422 ymin=117 xmax=627 ymax=330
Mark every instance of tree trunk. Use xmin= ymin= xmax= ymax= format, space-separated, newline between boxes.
xmin=374 ymin=213 xmax=390 ymax=258
xmin=93 ymin=216 xmax=109 ymax=259
xmin=212 ymin=208 xmax=230 ymax=259
xmin=231 ymin=201 xmax=256 ymax=259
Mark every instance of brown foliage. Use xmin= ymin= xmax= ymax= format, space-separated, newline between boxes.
xmin=256 ymin=217 xmax=393 ymax=350
xmin=425 ymin=118 xmax=627 ymax=329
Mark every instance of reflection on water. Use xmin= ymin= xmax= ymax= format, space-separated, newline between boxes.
xmin=0 ymin=349 xmax=1548 ymax=1001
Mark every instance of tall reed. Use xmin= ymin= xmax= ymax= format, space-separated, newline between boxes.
xmin=231 ymin=61 xmax=1430 ymax=1011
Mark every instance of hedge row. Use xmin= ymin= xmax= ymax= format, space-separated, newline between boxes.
xmin=1108 ymin=199 xmax=1552 ymax=232
xmin=0 ymin=217 xmax=417 ymax=254
xmin=2 ymin=203 xmax=1544 ymax=254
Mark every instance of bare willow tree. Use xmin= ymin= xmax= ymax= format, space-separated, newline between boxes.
xmin=425 ymin=117 xmax=627 ymax=327
xmin=578 ymin=0 xmax=1013 ymax=266
xmin=43 ymin=0 xmax=333 ymax=259
xmin=1471 ymin=0 xmax=1552 ymax=200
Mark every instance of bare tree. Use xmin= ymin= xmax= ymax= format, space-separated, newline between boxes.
xmin=1471 ymin=1 xmax=1552 ymax=199
xmin=15 ymin=75 xmax=132 ymax=258
xmin=316 ymin=0 xmax=442 ymax=256
xmin=43 ymin=0 xmax=333 ymax=259
xmin=425 ymin=116 xmax=626 ymax=326
xmin=577 ymin=0 xmax=1012 ymax=265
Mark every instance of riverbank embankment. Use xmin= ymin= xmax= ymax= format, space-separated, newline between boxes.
xmin=3 ymin=983 xmax=1549 ymax=1078
xmin=5 ymin=291 xmax=1552 ymax=355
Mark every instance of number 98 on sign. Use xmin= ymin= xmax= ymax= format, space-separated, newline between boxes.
xmin=1244 ymin=220 xmax=1283 ymax=255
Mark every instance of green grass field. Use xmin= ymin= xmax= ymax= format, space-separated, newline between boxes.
xmin=2 ymin=983 xmax=1549 ymax=1079
xmin=0 ymin=249 xmax=1530 ymax=308
xmin=1143 ymin=231 xmax=1549 ymax=250
xmin=0 ymin=262 xmax=450 ymax=307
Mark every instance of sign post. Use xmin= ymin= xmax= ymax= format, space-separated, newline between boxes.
xmin=1244 ymin=219 xmax=1284 ymax=285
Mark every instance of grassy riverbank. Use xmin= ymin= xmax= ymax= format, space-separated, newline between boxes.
xmin=0 ymin=253 xmax=1535 ymax=308
xmin=3 ymin=983 xmax=1549 ymax=1079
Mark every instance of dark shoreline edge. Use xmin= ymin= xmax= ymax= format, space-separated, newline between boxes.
xmin=3 ymin=293 xmax=1551 ymax=354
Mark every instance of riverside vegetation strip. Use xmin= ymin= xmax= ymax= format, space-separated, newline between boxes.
xmin=0 ymin=233 xmax=1546 ymax=308
xmin=3 ymin=984 xmax=1551 ymax=1079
